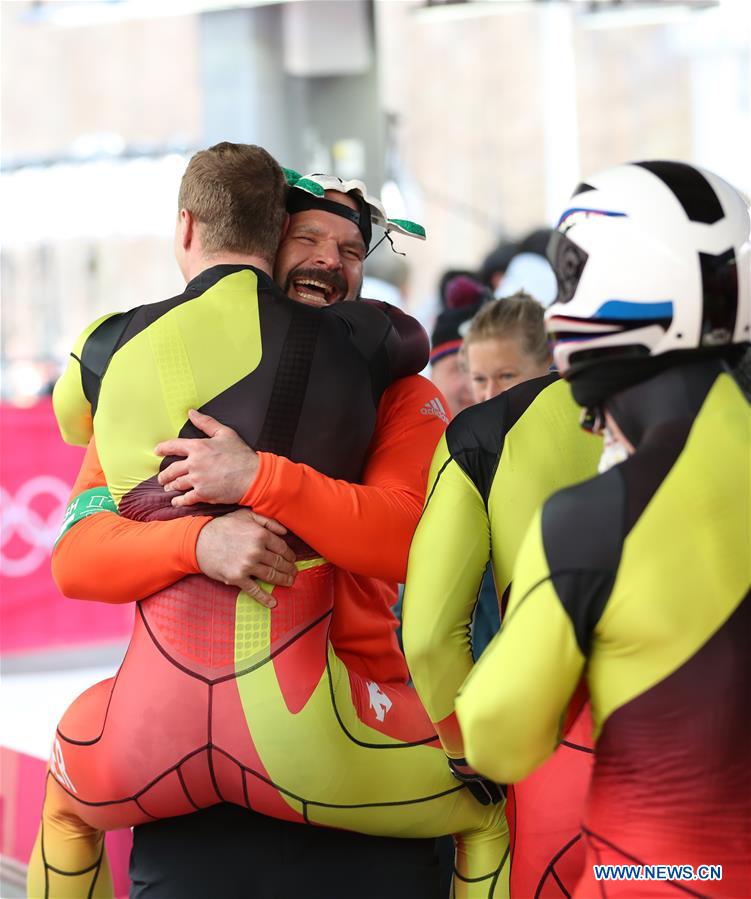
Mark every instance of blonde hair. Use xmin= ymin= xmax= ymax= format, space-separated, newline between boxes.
xmin=463 ymin=291 xmax=550 ymax=365
xmin=178 ymin=142 xmax=287 ymax=263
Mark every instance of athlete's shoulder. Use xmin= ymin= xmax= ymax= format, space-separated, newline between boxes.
xmin=444 ymin=373 xmax=559 ymax=493
xmin=69 ymin=311 xmax=123 ymax=354
xmin=134 ymin=281 xmax=201 ymax=328
xmin=382 ymin=372 xmax=444 ymax=403
xmin=79 ymin=308 xmax=137 ymax=353
xmin=66 ymin=286 xmax=190 ymax=403
xmin=63 ymin=309 xmax=133 ymax=388
xmin=330 ymin=300 xmax=430 ymax=379
xmin=501 ymin=371 xmax=563 ymax=430
xmin=136 ymin=265 xmax=267 ymax=331
xmin=358 ymin=298 xmax=427 ymax=343
xmin=323 ymin=299 xmax=394 ymax=355
xmin=542 ymin=467 xmax=625 ymax=576
xmin=378 ymin=374 xmax=450 ymax=430
xmin=448 ymin=372 xmax=559 ymax=454
xmin=253 ymin=269 xmax=299 ymax=311
xmin=53 ymin=311 xmax=130 ymax=445
xmin=328 ymin=297 xmax=395 ymax=329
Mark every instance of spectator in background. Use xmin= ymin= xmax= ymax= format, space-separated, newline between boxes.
xmin=462 ymin=292 xmax=552 ymax=404
xmin=429 ymin=274 xmax=489 ymax=418
xmin=518 ymin=227 xmax=553 ymax=258
xmin=495 ymin=229 xmax=557 ymax=307
xmin=437 ymin=269 xmax=477 ymax=309
xmin=478 ymin=240 xmax=518 ymax=293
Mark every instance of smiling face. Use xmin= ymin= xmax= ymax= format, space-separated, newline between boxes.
xmin=466 ymin=336 xmax=551 ymax=404
xmin=273 ymin=190 xmax=367 ymax=307
xmin=430 ymin=353 xmax=473 ymax=418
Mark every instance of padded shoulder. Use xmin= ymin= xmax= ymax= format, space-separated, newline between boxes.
xmin=79 ymin=309 xmax=137 ymax=413
xmin=446 ymin=372 xmax=559 ymax=503
xmin=53 ymin=312 xmax=123 ymax=446
xmin=360 ymin=299 xmax=430 ymax=379
xmin=328 ymin=300 xmax=430 ymax=404
xmin=327 ymin=299 xmax=392 ymax=354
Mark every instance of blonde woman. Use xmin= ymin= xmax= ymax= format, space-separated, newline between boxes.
xmin=462 ymin=292 xmax=552 ymax=404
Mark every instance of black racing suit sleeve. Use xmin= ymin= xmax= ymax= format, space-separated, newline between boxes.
xmin=331 ymin=300 xmax=430 ymax=405
xmin=360 ymin=299 xmax=430 ymax=380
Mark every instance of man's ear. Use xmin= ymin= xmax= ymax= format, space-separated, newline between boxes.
xmin=179 ymin=209 xmax=194 ymax=251
xmin=280 ymin=212 xmax=290 ymax=241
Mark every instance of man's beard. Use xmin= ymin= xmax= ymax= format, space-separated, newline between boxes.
xmin=283 ymin=266 xmax=349 ymax=306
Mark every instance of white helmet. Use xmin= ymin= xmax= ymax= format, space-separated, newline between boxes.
xmin=545 ymin=161 xmax=751 ymax=383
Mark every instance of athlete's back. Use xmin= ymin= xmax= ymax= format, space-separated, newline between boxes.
xmin=55 ymin=264 xmax=423 ymax=527
xmin=404 ymin=374 xmax=600 ymax=898
xmin=574 ymin=370 xmax=750 ymax=894
xmin=458 ymin=365 xmax=751 ymax=898
xmin=457 ymin=157 xmax=751 ymax=898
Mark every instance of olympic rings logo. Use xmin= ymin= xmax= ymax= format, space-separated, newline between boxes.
xmin=0 ymin=476 xmax=71 ymax=578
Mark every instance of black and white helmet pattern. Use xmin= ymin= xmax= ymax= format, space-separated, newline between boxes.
xmin=545 ymin=160 xmax=751 ymax=377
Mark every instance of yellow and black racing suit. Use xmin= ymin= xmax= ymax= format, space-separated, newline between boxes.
xmin=403 ymin=374 xmax=602 ymax=897
xmin=457 ymin=364 xmax=751 ymax=898
xmin=31 ymin=264 xmax=508 ymax=899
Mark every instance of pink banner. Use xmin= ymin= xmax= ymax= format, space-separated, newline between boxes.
xmin=0 ymin=399 xmax=133 ymax=656
xmin=0 ymin=747 xmax=131 ymax=897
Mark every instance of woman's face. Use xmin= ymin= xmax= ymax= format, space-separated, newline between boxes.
xmin=466 ymin=336 xmax=550 ymax=403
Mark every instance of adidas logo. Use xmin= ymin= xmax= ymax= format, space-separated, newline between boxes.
xmin=420 ymin=397 xmax=449 ymax=424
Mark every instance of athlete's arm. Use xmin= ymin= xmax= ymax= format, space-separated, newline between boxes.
xmin=157 ymin=375 xmax=448 ymax=583
xmin=52 ymin=438 xmax=208 ymax=602
xmin=402 ymin=431 xmax=504 ymax=804
xmin=246 ymin=375 xmax=446 ymax=581
xmin=51 ymin=316 xmax=215 ymax=602
xmin=353 ymin=298 xmax=430 ymax=381
xmin=455 ymin=507 xmax=586 ymax=784
xmin=51 ymin=314 xmax=204 ymax=600
xmin=52 ymin=439 xmax=296 ymax=605
xmin=52 ymin=370 xmax=444 ymax=600
xmin=401 ymin=433 xmax=491 ymax=757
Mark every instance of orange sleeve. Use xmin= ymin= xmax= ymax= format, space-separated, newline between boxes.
xmin=241 ymin=375 xmax=449 ymax=582
xmin=67 ymin=432 xmax=107 ymax=496
xmin=52 ymin=437 xmax=209 ymax=603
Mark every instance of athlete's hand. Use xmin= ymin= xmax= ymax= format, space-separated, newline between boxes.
xmin=447 ymin=757 xmax=505 ymax=806
xmin=155 ymin=409 xmax=260 ymax=507
xmin=195 ymin=509 xmax=296 ymax=609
